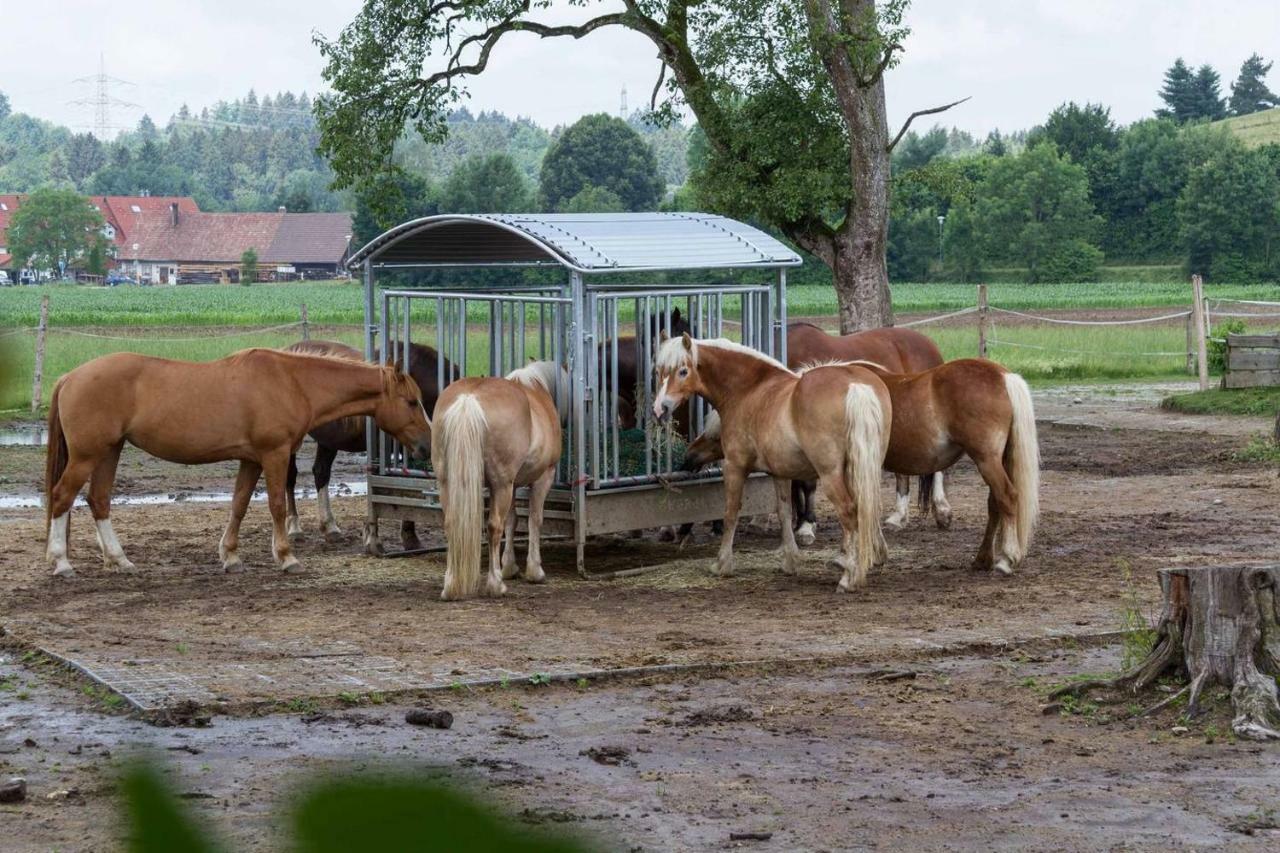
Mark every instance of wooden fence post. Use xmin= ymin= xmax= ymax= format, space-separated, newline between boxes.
xmin=1185 ymin=312 xmax=1196 ymax=374
xmin=30 ymin=294 xmax=49 ymax=413
xmin=1191 ymin=274 xmax=1209 ymax=391
xmin=300 ymin=303 xmax=310 ymax=341
xmin=977 ymin=284 xmax=989 ymax=358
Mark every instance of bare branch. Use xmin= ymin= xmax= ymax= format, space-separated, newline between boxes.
xmin=859 ymin=43 xmax=901 ymax=87
xmin=649 ymin=61 xmax=667 ymax=111
xmin=428 ymin=13 xmax=630 ymax=89
xmin=887 ymin=97 xmax=972 ymax=152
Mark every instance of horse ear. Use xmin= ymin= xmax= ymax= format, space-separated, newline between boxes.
xmin=681 ymin=332 xmax=693 ymax=351
xmin=659 ymin=328 xmax=669 ymax=343
xmin=671 ymin=307 xmax=681 ymax=322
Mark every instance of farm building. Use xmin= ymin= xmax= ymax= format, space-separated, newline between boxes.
xmin=0 ymin=193 xmax=352 ymax=283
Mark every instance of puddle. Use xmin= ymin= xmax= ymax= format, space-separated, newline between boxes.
xmin=0 ymin=480 xmax=369 ymax=510
xmin=0 ymin=426 xmax=47 ymax=446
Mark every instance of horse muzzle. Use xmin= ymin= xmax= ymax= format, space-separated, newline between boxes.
xmin=653 ymin=399 xmax=674 ymax=424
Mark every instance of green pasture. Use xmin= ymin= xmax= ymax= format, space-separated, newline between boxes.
xmin=4 ymin=279 xmax=1280 ymax=329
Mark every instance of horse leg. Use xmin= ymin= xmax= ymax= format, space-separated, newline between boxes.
xmin=792 ymin=480 xmax=815 ymax=546
xmin=932 ymin=470 xmax=953 ymax=530
xmin=523 ymin=467 xmax=555 ymax=584
xmin=312 ymin=444 xmax=342 ymax=541
xmin=773 ymin=477 xmax=801 ymax=575
xmin=263 ymin=452 xmax=301 ymax=572
xmin=484 ymin=482 xmax=512 ymax=597
xmin=885 ymin=475 xmax=911 ymax=529
xmin=87 ymin=442 xmax=134 ymax=571
xmin=817 ymin=469 xmax=866 ymax=592
xmin=285 ymin=452 xmax=303 ymax=541
xmin=220 ymin=460 xmax=261 ymax=573
xmin=973 ymin=454 xmax=1018 ymax=575
xmin=400 ymin=519 xmax=424 ymax=552
xmin=46 ymin=454 xmax=98 ymax=578
xmin=713 ymin=466 xmax=746 ymax=578
xmin=500 ymin=491 xmax=520 ymax=581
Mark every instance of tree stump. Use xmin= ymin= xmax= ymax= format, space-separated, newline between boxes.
xmin=1054 ymin=565 xmax=1280 ymax=740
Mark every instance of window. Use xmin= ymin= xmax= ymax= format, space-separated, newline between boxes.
xmin=0 ymin=203 xmax=7 ymax=211
xmin=102 ymin=224 xmax=116 ymax=239
xmin=130 ymin=205 xmax=141 ymax=213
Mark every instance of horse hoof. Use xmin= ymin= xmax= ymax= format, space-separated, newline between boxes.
xmin=883 ymin=516 xmax=905 ymax=531
xmin=116 ymin=559 xmax=138 ymax=573
xmin=52 ymin=563 xmax=76 ymax=579
xmin=524 ymin=569 xmax=546 ymax=585
xmin=934 ymin=513 xmax=953 ymax=530
xmin=223 ymin=559 xmax=246 ymax=574
xmin=281 ymin=559 xmax=303 ymax=574
xmin=483 ymin=582 xmax=507 ymax=598
xmin=657 ymin=527 xmax=676 ymax=543
xmin=288 ymin=530 xmax=305 ymax=543
xmin=795 ymin=532 xmax=815 ymax=547
xmin=993 ymin=558 xmax=1014 ymax=576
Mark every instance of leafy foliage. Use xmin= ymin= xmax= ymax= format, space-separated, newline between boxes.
xmin=1178 ymin=139 xmax=1280 ymax=281
xmin=441 ymin=153 xmax=533 ymax=213
xmin=6 ymin=186 xmax=104 ymax=273
xmin=240 ymin=248 xmax=258 ymax=287
xmin=1228 ymin=54 xmax=1278 ymax=117
xmin=539 ymin=114 xmax=663 ymax=212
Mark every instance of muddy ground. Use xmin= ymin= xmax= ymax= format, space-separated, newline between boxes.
xmin=2 ymin=389 xmax=1279 ymax=850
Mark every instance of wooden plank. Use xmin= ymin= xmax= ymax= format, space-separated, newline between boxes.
xmin=1226 ymin=334 xmax=1280 ymax=347
xmin=1223 ymin=369 xmax=1280 ymax=389
xmin=1226 ymin=350 xmax=1280 ymax=370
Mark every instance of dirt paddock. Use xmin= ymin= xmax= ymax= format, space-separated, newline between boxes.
xmin=2 ymin=386 xmax=1279 ymax=850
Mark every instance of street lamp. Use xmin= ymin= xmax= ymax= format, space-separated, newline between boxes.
xmin=936 ymin=214 xmax=946 ymax=266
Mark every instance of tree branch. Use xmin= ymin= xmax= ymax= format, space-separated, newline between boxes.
xmin=650 ymin=61 xmax=667 ymax=111
xmin=887 ymin=97 xmax=971 ymax=152
xmin=427 ymin=12 xmax=631 ymax=89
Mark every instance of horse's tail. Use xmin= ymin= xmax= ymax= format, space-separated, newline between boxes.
xmin=843 ymin=382 xmax=887 ymax=580
xmin=917 ymin=473 xmax=934 ymax=516
xmin=437 ymin=394 xmax=487 ymax=600
xmin=45 ymin=379 xmax=69 ymax=531
xmin=1003 ymin=372 xmax=1040 ymax=564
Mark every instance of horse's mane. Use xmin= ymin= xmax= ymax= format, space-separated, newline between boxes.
xmin=655 ymin=336 xmax=796 ymax=376
xmin=797 ymin=358 xmax=889 ymax=375
xmin=506 ymin=360 xmax=570 ymax=423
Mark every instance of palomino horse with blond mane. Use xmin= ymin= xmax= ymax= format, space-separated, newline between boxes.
xmin=684 ymin=358 xmax=1040 ymax=575
xmin=44 ymin=348 xmax=431 ymax=578
xmin=433 ymin=361 xmax=568 ymax=601
xmin=785 ymin=323 xmax=948 ymax=540
xmin=654 ymin=334 xmax=891 ymax=592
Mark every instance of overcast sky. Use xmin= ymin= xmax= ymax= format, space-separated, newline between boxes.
xmin=3 ymin=1 xmax=1278 ymax=140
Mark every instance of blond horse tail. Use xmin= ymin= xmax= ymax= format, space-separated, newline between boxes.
xmin=45 ymin=379 xmax=68 ymax=530
xmin=1003 ymin=372 xmax=1040 ymax=564
xmin=844 ymin=382 xmax=887 ymax=582
xmin=437 ymin=394 xmax=487 ymax=600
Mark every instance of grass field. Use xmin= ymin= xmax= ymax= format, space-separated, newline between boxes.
xmin=4 ymin=279 xmax=1280 ymax=328
xmin=3 ymin=279 xmax=1280 ymax=411
xmin=1214 ymin=106 xmax=1280 ymax=149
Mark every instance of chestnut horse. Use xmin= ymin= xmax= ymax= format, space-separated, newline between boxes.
xmin=433 ymin=361 xmax=568 ymax=601
xmin=282 ymin=339 xmax=458 ymax=553
xmin=605 ymin=307 xmax=693 ymax=431
xmin=684 ymin=358 xmax=1040 ymax=575
xmin=44 ymin=348 xmax=431 ymax=578
xmin=654 ymin=335 xmax=891 ymax=592
xmin=786 ymin=324 xmax=948 ymax=540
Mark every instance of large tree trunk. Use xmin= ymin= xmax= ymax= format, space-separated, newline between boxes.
xmin=1055 ymin=564 xmax=1280 ymax=741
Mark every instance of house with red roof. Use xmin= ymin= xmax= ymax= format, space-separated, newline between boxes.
xmin=0 ymin=194 xmax=352 ymax=284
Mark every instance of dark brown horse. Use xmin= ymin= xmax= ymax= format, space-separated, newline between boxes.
xmin=283 ymin=340 xmax=458 ymax=553
xmin=605 ymin=307 xmax=694 ymax=431
xmin=784 ymin=324 xmax=947 ymax=542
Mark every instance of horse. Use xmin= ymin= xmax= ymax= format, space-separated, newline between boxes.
xmin=44 ymin=348 xmax=431 ymax=578
xmin=432 ymin=361 xmax=569 ymax=601
xmin=282 ymin=339 xmax=458 ymax=553
xmin=684 ymin=358 xmax=1040 ymax=575
xmin=653 ymin=334 xmax=891 ymax=592
xmin=605 ymin=307 xmax=693 ymax=431
xmin=785 ymin=324 xmax=948 ymax=541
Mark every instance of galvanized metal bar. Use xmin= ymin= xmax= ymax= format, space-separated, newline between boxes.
xmin=570 ymin=271 xmax=588 ymax=576
xmin=610 ymin=295 xmax=620 ymax=482
xmin=777 ymin=268 xmax=788 ymax=365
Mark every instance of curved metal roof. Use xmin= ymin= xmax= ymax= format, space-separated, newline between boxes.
xmin=347 ymin=212 xmax=802 ymax=273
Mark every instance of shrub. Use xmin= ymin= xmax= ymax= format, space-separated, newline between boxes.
xmin=1038 ymin=240 xmax=1103 ymax=283
xmin=1208 ymin=318 xmax=1246 ymax=372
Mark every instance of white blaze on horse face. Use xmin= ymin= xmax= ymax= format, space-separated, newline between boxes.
xmin=653 ymin=375 xmax=675 ymax=420
xmin=47 ymin=511 xmax=73 ymax=576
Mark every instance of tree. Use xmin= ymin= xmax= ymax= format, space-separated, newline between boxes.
xmin=1229 ymin=53 xmax=1278 ymax=117
xmin=351 ymin=170 xmax=437 ymax=247
xmin=86 ymin=236 xmax=108 ymax=277
xmin=64 ymin=133 xmax=106 ymax=187
xmin=1191 ymin=64 xmax=1227 ymax=122
xmin=1026 ymin=102 xmax=1118 ymax=166
xmin=240 ymin=248 xmax=259 ymax=286
xmin=560 ymin=185 xmax=626 ymax=213
xmin=974 ymin=144 xmax=1103 ymax=282
xmin=1178 ymin=141 xmax=1280 ymax=282
xmin=440 ymin=153 xmax=532 ymax=213
xmin=314 ymin=0 xmax=964 ymax=332
xmin=0 ymin=90 xmax=10 ymax=121
xmin=1157 ymin=58 xmax=1198 ymax=122
xmin=891 ymin=125 xmax=949 ymax=172
xmin=538 ymin=114 xmax=663 ymax=212
xmin=6 ymin=187 xmax=104 ymax=273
